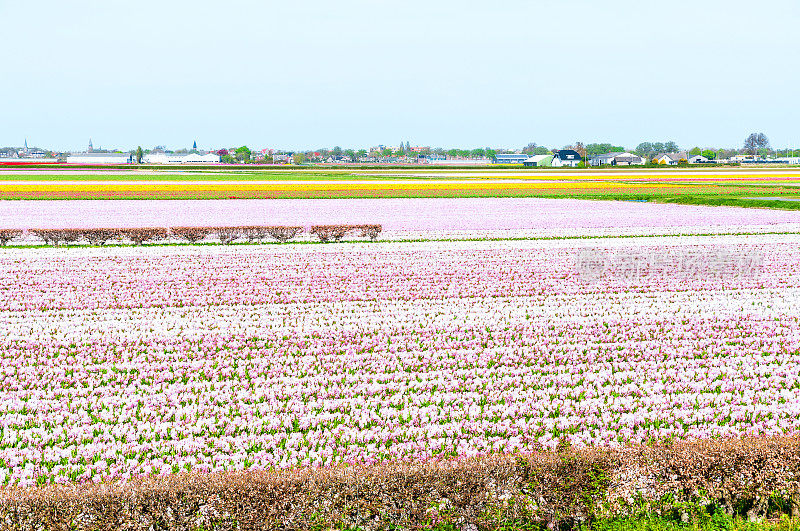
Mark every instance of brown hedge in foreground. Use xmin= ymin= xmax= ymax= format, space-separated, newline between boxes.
xmin=28 ymin=228 xmax=170 ymax=246
xmin=1 ymin=437 xmax=799 ymax=531
xmin=310 ymin=224 xmax=382 ymax=242
xmin=29 ymin=229 xmax=83 ymax=247
xmin=8 ymin=225 xmax=380 ymax=247
xmin=0 ymin=229 xmax=22 ymax=246
xmin=211 ymin=226 xmax=306 ymax=244
xmin=119 ymin=227 xmax=169 ymax=246
xmin=171 ymin=226 xmax=214 ymax=243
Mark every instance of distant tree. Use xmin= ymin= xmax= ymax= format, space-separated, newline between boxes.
xmin=485 ymin=148 xmax=497 ymax=159
xmin=216 ymin=148 xmax=229 ymax=157
xmin=405 ymin=141 xmax=411 ymax=151
xmin=381 ymin=148 xmax=392 ymax=157
xmin=234 ymin=146 xmax=251 ymax=162
xmin=744 ymin=132 xmax=769 ymax=155
xmin=293 ymin=152 xmax=306 ymax=164
xmin=664 ymin=141 xmax=679 ymax=153
xmin=470 ymin=148 xmax=486 ymax=158
xmin=135 ymin=146 xmax=143 ymax=164
xmin=356 ymin=149 xmax=367 ymax=160
xmin=635 ymin=142 xmax=655 ymax=159
xmin=332 ymin=146 xmax=343 ymax=159
xmin=585 ymin=143 xmax=625 ymax=158
xmin=573 ymin=142 xmax=587 ymax=159
xmin=652 ymin=142 xmax=665 ymax=154
xmin=523 ymin=143 xmax=551 ymax=156
xmin=344 ymin=149 xmax=356 ymax=162
xmin=701 ymin=149 xmax=716 ymax=160
xmin=689 ymin=147 xmax=702 ymax=156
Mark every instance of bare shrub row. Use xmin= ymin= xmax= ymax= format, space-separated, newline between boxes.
xmin=310 ymin=224 xmax=382 ymax=242
xmin=0 ymin=225 xmax=382 ymax=246
xmin=0 ymin=437 xmax=797 ymax=530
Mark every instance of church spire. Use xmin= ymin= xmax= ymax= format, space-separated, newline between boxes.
xmin=88 ymin=138 xmax=93 ymax=152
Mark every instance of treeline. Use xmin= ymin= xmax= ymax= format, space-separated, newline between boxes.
xmin=0 ymin=225 xmax=382 ymax=247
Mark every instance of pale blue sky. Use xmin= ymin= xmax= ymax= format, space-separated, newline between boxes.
xmin=1 ymin=0 xmax=798 ymax=152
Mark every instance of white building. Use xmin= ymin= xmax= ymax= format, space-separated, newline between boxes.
xmin=771 ymin=157 xmax=800 ymax=164
xmin=688 ymin=154 xmax=713 ymax=164
xmin=494 ymin=153 xmax=529 ymax=164
xmin=655 ymin=152 xmax=688 ymax=165
xmin=427 ymin=157 xmax=492 ymax=165
xmin=523 ymin=154 xmax=553 ymax=167
xmin=66 ymin=152 xmax=131 ymax=164
xmin=0 ymin=158 xmax=59 ymax=164
xmin=143 ymin=152 xmax=221 ymax=164
xmin=551 ymin=150 xmax=582 ymax=167
xmin=590 ymin=152 xmax=645 ymax=166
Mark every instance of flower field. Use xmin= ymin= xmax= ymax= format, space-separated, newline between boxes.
xmin=1 ymin=233 xmax=799 ymax=488
xmin=2 ymin=198 xmax=800 ymax=240
xmin=2 ymin=167 xmax=800 ymax=204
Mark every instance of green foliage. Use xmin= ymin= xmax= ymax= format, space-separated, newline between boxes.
xmin=523 ymin=143 xmax=551 ymax=155
xmin=635 ymin=141 xmax=680 ymax=158
xmin=234 ymin=146 xmax=251 ymax=162
xmin=586 ymin=143 xmax=626 ymax=158
xmin=744 ymin=133 xmax=770 ymax=155
xmin=584 ymin=512 xmax=800 ymax=531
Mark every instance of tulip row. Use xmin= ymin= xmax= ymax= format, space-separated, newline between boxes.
xmin=0 ymin=234 xmax=798 ymax=487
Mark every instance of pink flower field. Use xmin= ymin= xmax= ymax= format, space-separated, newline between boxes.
xmin=1 ymin=234 xmax=799 ymax=487
xmin=3 ymin=198 xmax=800 ymax=239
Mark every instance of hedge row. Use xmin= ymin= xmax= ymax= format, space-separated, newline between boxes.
xmin=0 ymin=437 xmax=797 ymax=530
xmin=0 ymin=225 xmax=382 ymax=247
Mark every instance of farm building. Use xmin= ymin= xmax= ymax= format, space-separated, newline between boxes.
xmin=688 ymin=154 xmax=714 ymax=164
xmin=551 ymin=150 xmax=582 ymax=167
xmin=590 ymin=152 xmax=645 ymax=166
xmin=66 ymin=152 xmax=132 ymax=164
xmin=523 ymin=154 xmax=553 ymax=167
xmin=655 ymin=152 xmax=688 ymax=165
xmin=493 ymin=153 xmax=529 ymax=164
xmin=143 ymin=152 xmax=221 ymax=164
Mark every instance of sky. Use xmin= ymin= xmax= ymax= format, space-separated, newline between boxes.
xmin=1 ymin=0 xmax=798 ymax=152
